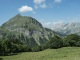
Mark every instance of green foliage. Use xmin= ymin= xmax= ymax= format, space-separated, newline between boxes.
xmin=32 ymin=46 xmax=42 ymax=52
xmin=63 ymin=34 xmax=80 ymax=47
xmin=0 ymin=39 xmax=31 ymax=56
xmin=41 ymin=44 xmax=48 ymax=50
xmin=62 ymin=39 xmax=70 ymax=47
xmin=65 ymin=34 xmax=80 ymax=42
xmin=47 ymin=35 xmax=63 ymax=49
xmin=11 ymin=38 xmax=23 ymax=44
xmin=1 ymin=39 xmax=12 ymax=55
xmin=21 ymin=45 xmax=32 ymax=52
xmin=0 ymin=40 xmax=3 ymax=55
xmin=11 ymin=44 xmax=19 ymax=53
xmin=16 ymin=44 xmax=31 ymax=52
xmin=0 ymin=33 xmax=80 ymax=56
xmin=76 ymin=41 xmax=80 ymax=47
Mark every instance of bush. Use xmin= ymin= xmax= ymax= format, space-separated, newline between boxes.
xmin=63 ymin=34 xmax=80 ymax=47
xmin=62 ymin=39 xmax=70 ymax=47
xmin=0 ymin=39 xmax=32 ymax=55
xmin=22 ymin=45 xmax=32 ymax=52
xmin=1 ymin=39 xmax=12 ymax=55
xmin=41 ymin=44 xmax=48 ymax=50
xmin=47 ymin=35 xmax=63 ymax=49
xmin=76 ymin=41 xmax=80 ymax=47
xmin=32 ymin=46 xmax=42 ymax=52
xmin=11 ymin=44 xmax=19 ymax=53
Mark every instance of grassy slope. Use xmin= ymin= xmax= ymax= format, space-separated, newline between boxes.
xmin=0 ymin=47 xmax=80 ymax=60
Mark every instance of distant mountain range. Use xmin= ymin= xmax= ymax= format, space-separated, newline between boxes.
xmin=0 ymin=14 xmax=57 ymax=47
xmin=51 ymin=22 xmax=80 ymax=35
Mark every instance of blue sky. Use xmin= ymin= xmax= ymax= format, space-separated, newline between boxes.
xmin=0 ymin=0 xmax=80 ymax=26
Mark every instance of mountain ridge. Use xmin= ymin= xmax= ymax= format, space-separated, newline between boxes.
xmin=50 ymin=22 xmax=80 ymax=35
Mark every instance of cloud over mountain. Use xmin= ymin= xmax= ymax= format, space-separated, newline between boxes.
xmin=18 ymin=5 xmax=33 ymax=13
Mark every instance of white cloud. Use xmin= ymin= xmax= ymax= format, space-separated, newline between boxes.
xmin=40 ymin=3 xmax=47 ymax=8
xmin=33 ymin=0 xmax=45 ymax=4
xmin=33 ymin=0 xmax=47 ymax=9
xmin=35 ymin=3 xmax=47 ymax=9
xmin=18 ymin=5 xmax=33 ymax=13
xmin=54 ymin=0 xmax=62 ymax=3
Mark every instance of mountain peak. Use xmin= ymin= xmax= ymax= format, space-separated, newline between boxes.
xmin=1 ymin=14 xmax=43 ymax=30
xmin=15 ymin=14 xmax=22 ymax=17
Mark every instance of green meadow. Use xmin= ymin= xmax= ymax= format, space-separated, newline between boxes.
xmin=0 ymin=47 xmax=80 ymax=60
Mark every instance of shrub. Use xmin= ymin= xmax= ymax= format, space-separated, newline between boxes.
xmin=63 ymin=34 xmax=80 ymax=47
xmin=76 ymin=41 xmax=80 ymax=47
xmin=32 ymin=46 xmax=42 ymax=52
xmin=1 ymin=39 xmax=12 ymax=55
xmin=47 ymin=35 xmax=63 ymax=49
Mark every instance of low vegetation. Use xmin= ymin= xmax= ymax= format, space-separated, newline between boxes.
xmin=0 ymin=34 xmax=80 ymax=56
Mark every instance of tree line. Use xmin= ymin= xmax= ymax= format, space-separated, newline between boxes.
xmin=0 ymin=34 xmax=80 ymax=56
xmin=0 ymin=39 xmax=31 ymax=56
